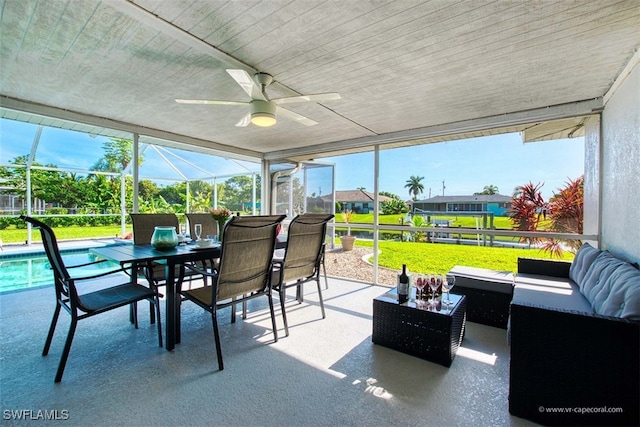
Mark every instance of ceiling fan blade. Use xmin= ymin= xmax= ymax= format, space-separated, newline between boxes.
xmin=235 ymin=113 xmax=251 ymax=127
xmin=277 ymin=107 xmax=318 ymax=126
xmin=175 ymin=99 xmax=248 ymax=106
xmin=226 ymin=69 xmax=266 ymax=100
xmin=272 ymin=92 xmax=341 ymax=105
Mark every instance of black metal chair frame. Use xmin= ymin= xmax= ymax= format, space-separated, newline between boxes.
xmin=271 ymin=213 xmax=334 ymax=337
xmin=21 ymin=215 xmax=162 ymax=383
xmin=179 ymin=214 xmax=285 ymax=370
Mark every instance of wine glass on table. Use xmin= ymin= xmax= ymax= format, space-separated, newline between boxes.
xmin=428 ymin=274 xmax=440 ymax=305
xmin=443 ymin=274 xmax=456 ymax=308
xmin=415 ymin=276 xmax=426 ymax=307
xmin=180 ymin=223 xmax=187 ymax=242
xmin=194 ymin=223 xmax=202 ymax=241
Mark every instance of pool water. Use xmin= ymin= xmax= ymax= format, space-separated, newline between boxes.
xmin=0 ymin=251 xmax=121 ymax=294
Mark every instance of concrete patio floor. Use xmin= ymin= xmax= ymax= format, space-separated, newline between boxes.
xmin=0 ymin=273 xmax=536 ymax=426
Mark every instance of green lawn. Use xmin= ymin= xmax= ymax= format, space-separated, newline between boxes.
xmin=336 ymin=213 xmax=535 ymax=244
xmin=1 ymin=225 xmax=128 ymax=244
xmin=338 ymin=212 xmax=517 ymax=228
xmin=353 ymin=239 xmax=573 ymax=274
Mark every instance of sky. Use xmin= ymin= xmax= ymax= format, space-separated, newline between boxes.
xmin=1 ymin=118 xmax=584 ymax=201
xmin=324 ymin=133 xmax=584 ymax=200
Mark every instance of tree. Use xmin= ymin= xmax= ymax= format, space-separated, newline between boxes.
xmin=158 ymin=182 xmax=185 ymax=205
xmin=0 ymin=155 xmax=76 ymax=206
xmin=379 ymin=191 xmax=399 ymax=199
xmin=91 ymin=138 xmax=141 ymax=172
xmin=379 ymin=192 xmax=409 ymax=214
xmin=475 ymin=184 xmax=499 ymax=195
xmin=380 ymin=198 xmax=409 ymax=214
xmin=404 ymin=175 xmax=425 ymax=201
xmin=138 ymin=180 xmax=159 ymax=200
xmin=224 ymin=175 xmax=262 ymax=212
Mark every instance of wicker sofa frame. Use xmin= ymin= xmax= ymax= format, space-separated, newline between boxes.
xmin=509 ymin=257 xmax=639 ymax=426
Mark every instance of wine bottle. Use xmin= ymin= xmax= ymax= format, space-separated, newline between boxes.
xmin=398 ymin=264 xmax=409 ymax=303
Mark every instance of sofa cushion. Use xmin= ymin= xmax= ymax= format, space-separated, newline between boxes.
xmin=569 ymin=242 xmax=601 ymax=289
xmin=592 ymin=262 xmax=640 ymax=320
xmin=449 ymin=265 xmax=514 ymax=294
xmin=580 ymin=251 xmax=626 ymax=305
xmin=513 ymin=273 xmax=592 ymax=313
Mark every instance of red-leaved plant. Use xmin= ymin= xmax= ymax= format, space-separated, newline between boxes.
xmin=509 ymin=177 xmax=584 ymax=257
xmin=509 ymin=182 xmax=547 ymax=246
xmin=541 ymin=176 xmax=584 ymax=256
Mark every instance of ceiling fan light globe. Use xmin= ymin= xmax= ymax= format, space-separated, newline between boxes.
xmin=250 ymin=100 xmax=277 ymax=127
xmin=251 ymin=113 xmax=276 ymax=127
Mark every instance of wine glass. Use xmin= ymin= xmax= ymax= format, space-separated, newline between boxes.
xmin=415 ymin=276 xmax=426 ymax=307
xmin=428 ymin=274 xmax=440 ymax=304
xmin=443 ymin=274 xmax=456 ymax=308
xmin=194 ymin=223 xmax=202 ymax=241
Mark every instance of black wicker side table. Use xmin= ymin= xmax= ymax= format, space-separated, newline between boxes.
xmin=372 ymin=288 xmax=466 ymax=367
xmin=448 ymin=266 xmax=514 ymax=329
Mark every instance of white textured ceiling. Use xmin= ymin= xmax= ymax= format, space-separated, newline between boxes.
xmin=1 ymin=0 xmax=638 ymax=162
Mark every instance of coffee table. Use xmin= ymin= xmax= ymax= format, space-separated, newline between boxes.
xmin=372 ymin=288 xmax=466 ymax=367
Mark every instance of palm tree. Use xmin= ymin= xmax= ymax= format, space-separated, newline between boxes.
xmin=404 ymin=175 xmax=425 ymax=201
xmin=481 ymin=184 xmax=499 ymax=195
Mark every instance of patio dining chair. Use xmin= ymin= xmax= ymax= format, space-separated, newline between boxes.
xmin=185 ymin=212 xmax=219 ymax=240
xmin=21 ymin=216 xmax=162 ymax=383
xmin=185 ymin=212 xmax=221 ymax=275
xmin=271 ymin=213 xmax=334 ymax=336
xmin=179 ymin=214 xmax=285 ymax=370
xmin=130 ymin=213 xmax=204 ymax=316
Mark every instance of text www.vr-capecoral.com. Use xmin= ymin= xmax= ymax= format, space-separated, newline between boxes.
xmin=539 ymin=405 xmax=624 ymax=415
xmin=3 ymin=409 xmax=69 ymax=421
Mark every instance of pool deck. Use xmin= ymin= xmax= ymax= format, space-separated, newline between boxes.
xmin=0 ymin=238 xmax=131 ymax=258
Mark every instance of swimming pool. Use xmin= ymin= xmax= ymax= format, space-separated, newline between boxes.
xmin=0 ymin=250 xmax=121 ymax=294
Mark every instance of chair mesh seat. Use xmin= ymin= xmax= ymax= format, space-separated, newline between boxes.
xmin=182 ymin=286 xmax=214 ymax=306
xmin=78 ymin=283 xmax=157 ymax=312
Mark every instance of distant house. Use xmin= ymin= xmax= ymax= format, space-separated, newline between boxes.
xmin=413 ymin=194 xmax=512 ymax=216
xmin=323 ymin=189 xmax=392 ymax=214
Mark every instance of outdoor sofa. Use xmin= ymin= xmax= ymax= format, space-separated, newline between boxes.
xmin=508 ymin=243 xmax=640 ymax=426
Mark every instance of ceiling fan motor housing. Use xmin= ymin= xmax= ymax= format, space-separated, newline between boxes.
xmin=255 ymin=72 xmax=273 ymax=87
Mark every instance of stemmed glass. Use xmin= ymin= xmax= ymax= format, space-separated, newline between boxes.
xmin=428 ymin=274 xmax=440 ymax=304
xmin=194 ymin=223 xmax=202 ymax=241
xmin=415 ymin=276 xmax=426 ymax=307
xmin=442 ymin=274 xmax=456 ymax=308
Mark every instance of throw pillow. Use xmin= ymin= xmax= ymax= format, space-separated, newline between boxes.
xmin=594 ymin=262 xmax=640 ymax=320
xmin=580 ymin=251 xmax=625 ymax=306
xmin=569 ymin=242 xmax=600 ymax=289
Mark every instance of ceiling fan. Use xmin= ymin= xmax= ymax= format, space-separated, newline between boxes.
xmin=176 ymin=69 xmax=340 ymax=127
